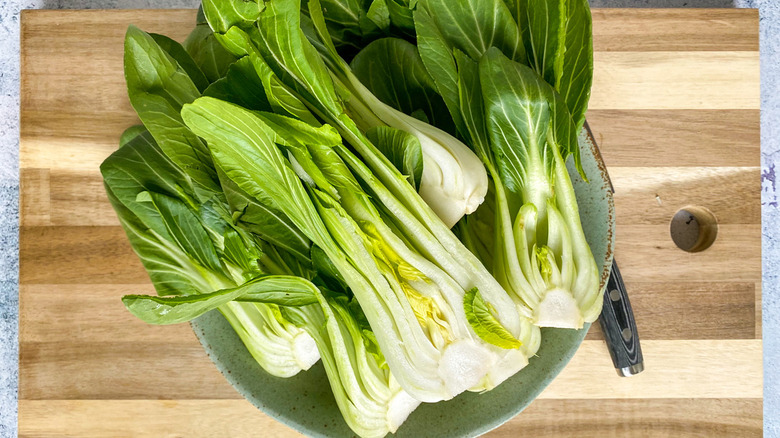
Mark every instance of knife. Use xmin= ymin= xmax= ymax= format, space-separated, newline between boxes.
xmin=583 ymin=121 xmax=644 ymax=377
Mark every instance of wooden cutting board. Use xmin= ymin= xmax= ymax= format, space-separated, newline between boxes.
xmin=18 ymin=8 xmax=762 ymax=437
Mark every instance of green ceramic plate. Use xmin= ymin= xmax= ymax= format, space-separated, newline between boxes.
xmin=191 ymin=128 xmax=615 ymax=437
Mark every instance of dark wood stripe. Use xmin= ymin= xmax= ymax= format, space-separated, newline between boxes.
xmin=587 ymin=282 xmax=756 ymax=341
xmin=20 ymin=226 xmax=146 ymax=284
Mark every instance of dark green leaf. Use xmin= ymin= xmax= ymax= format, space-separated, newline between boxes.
xmin=453 ymin=50 xmax=491 ymax=161
xmin=124 ymin=25 xmax=220 ymax=199
xmin=119 ymin=125 xmax=147 ymax=147
xmin=351 ymin=38 xmax=455 ymax=134
xmin=181 ymin=96 xmax=331 ymax=247
xmin=479 ymin=48 xmax=553 ymax=194
xmin=416 ymin=0 xmax=524 ymax=64
xmin=366 ymin=0 xmax=391 ymax=31
xmin=150 ymin=33 xmax=210 ymax=92
xmin=201 ymin=0 xmax=261 ymax=34
xmin=183 ymin=21 xmax=240 ymax=82
xmin=311 ymin=245 xmax=348 ymax=292
xmin=511 ymin=0 xmax=593 ymax=130
xmin=203 ymin=56 xmax=272 ymax=111
xmin=101 ymin=129 xmax=194 ymax=242
xmin=252 ymin=0 xmax=344 ymax=118
xmin=365 ymin=126 xmax=423 ymax=190
xmin=218 ymin=165 xmax=313 ymax=263
xmin=146 ymin=191 xmax=224 ymax=273
xmin=104 ymin=184 xmax=203 ymax=297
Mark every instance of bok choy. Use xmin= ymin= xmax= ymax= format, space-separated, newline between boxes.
xmin=114 ymin=27 xmax=422 ymax=436
xmin=105 ymin=0 xmax=605 ymax=435
xmin=340 ymin=0 xmax=600 ymax=328
xmin=181 ymin=95 xmax=538 ymax=402
xmin=102 ymin=127 xmax=320 ymax=377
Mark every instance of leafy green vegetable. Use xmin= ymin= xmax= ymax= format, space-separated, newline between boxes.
xmin=123 ymin=25 xmax=220 ymax=200
xmin=181 ymin=94 xmax=534 ymax=403
xmin=508 ymin=0 xmax=593 ymax=130
xmin=350 ymin=38 xmax=455 ymax=134
xmin=103 ymin=127 xmax=320 ymax=378
xmin=150 ymin=32 xmax=210 ymax=92
xmin=108 ymin=0 xmax=603 ymax=435
xmin=407 ymin=0 xmax=600 ymax=328
xmin=203 ymin=56 xmax=272 ymax=111
xmin=122 ymin=275 xmax=320 ymax=325
xmin=298 ymin=0 xmax=490 ymax=227
xmin=184 ymin=5 xmax=239 ymax=82
xmin=365 ymin=126 xmax=423 ymax=190
xmin=463 ymin=288 xmax=522 ymax=349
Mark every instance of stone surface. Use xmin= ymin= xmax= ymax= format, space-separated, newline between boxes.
xmin=1 ymin=0 xmax=775 ymax=437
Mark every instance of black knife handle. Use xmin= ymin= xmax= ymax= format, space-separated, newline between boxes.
xmin=599 ymin=259 xmax=644 ymax=376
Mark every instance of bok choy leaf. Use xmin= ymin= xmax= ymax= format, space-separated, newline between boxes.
xmin=409 ymin=0 xmax=600 ymax=328
xmin=102 ymin=127 xmax=320 ymax=377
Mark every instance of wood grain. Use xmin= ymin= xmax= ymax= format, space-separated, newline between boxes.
xmin=18 ymin=339 xmax=762 ymax=400
xmin=18 ymin=398 xmax=762 ymax=438
xmin=587 ymin=110 xmax=760 ymax=168
xmin=591 ymin=52 xmax=759 ymax=110
xmin=19 ymin=226 xmax=145 ymax=284
xmin=494 ymin=398 xmax=762 ymax=438
xmin=18 ymin=8 xmax=762 ymax=438
xmin=586 ymin=282 xmax=756 ymax=341
xmin=615 ymin=224 xmax=761 ymax=283
xmin=19 ymin=224 xmax=761 ymax=285
xmin=611 ymin=167 xmax=760 ymax=225
xmin=591 ymin=9 xmax=758 ymax=52
xmin=18 ymin=166 xmax=761 ymax=227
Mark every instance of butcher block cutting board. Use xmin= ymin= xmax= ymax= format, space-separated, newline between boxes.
xmin=18 ymin=8 xmax=761 ymax=437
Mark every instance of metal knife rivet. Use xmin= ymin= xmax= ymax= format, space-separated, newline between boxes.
xmin=621 ymin=328 xmax=632 ymax=342
xmin=609 ymin=289 xmax=620 ymax=301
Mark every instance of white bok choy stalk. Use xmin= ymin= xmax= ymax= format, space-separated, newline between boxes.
xmin=300 ymin=0 xmax=488 ymax=228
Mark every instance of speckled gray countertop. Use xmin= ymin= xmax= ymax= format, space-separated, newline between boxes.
xmin=0 ymin=0 xmax=775 ymax=436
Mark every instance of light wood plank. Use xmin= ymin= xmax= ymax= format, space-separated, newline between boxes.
xmin=17 ymin=166 xmax=762 ymax=227
xmin=18 ymin=284 xmax=194 ymax=344
xmin=18 ymin=400 xmax=302 ymax=438
xmin=50 ymin=171 xmax=117 ymax=226
xmin=616 ymin=224 xmax=761 ymax=283
xmin=591 ymin=9 xmax=758 ymax=52
xmin=18 ymin=398 xmax=762 ymax=438
xmin=541 ymin=340 xmax=762 ymax=399
xmin=611 ymin=167 xmax=760 ymax=225
xmin=19 ymin=341 xmax=235 ymax=400
xmin=493 ymin=398 xmax=762 ymax=438
xmin=591 ymin=52 xmax=759 ymax=110
xmin=588 ymin=110 xmax=760 ymax=168
xmin=756 ymin=281 xmax=762 ymax=339
xmin=21 ymin=53 xmax=759 ymax=168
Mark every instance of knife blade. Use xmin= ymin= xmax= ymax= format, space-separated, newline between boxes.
xmin=583 ymin=121 xmax=644 ymax=377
